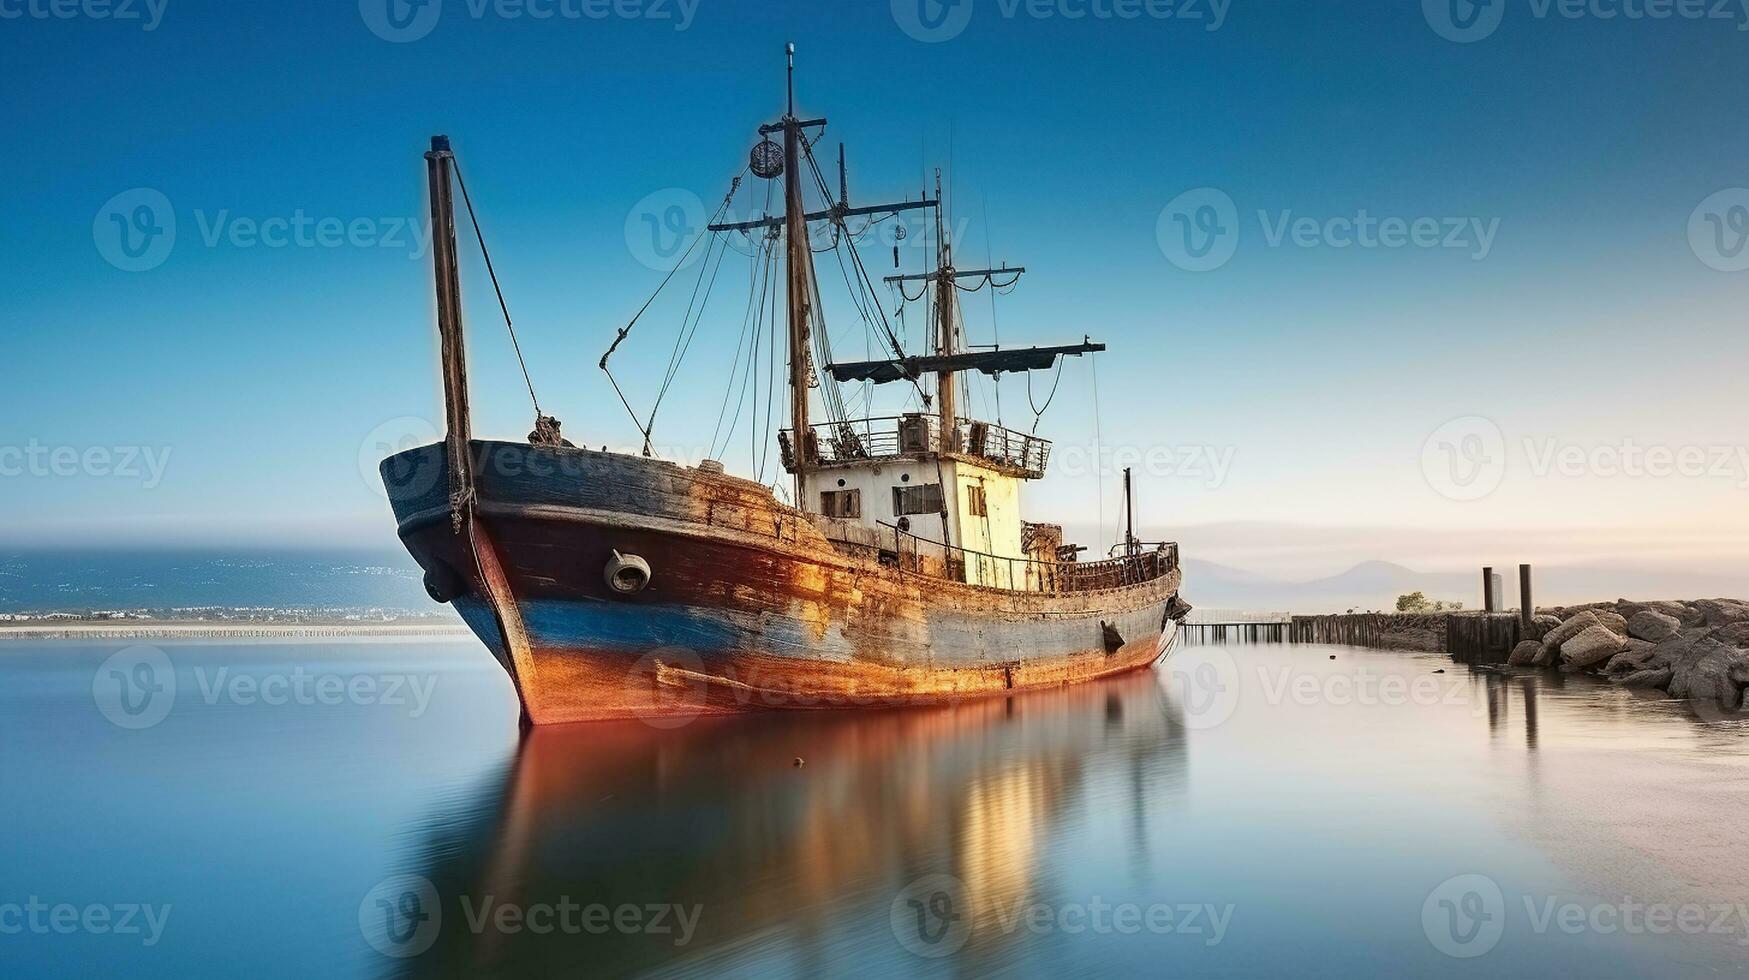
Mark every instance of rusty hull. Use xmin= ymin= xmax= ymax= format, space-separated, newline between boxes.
xmin=384 ymin=441 xmax=1182 ymax=725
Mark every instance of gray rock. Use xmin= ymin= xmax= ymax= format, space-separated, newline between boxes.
xmin=1664 ymin=622 xmax=1749 ymax=710
xmin=1694 ymin=599 xmax=1749 ymax=628
xmin=1645 ymin=600 xmax=1704 ymax=628
xmin=1592 ymin=610 xmax=1630 ymax=638
xmin=1627 ymin=609 xmax=1681 ymax=643
xmin=1561 ymin=624 xmax=1627 ymax=668
xmin=1508 ymin=640 xmax=1542 ymax=666
xmin=1543 ymin=610 xmax=1600 ymax=652
xmin=1614 ymin=667 xmax=1673 ymax=689
xmin=1604 ymin=644 xmax=1657 ymax=676
xmin=1531 ymin=642 xmax=1560 ymax=668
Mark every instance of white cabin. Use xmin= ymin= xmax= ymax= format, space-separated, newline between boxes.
xmin=786 ymin=413 xmax=1056 ymax=588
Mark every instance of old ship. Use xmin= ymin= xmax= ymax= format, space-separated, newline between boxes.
xmin=382 ymin=46 xmax=1188 ymax=726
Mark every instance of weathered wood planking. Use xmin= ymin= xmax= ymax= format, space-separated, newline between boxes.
xmin=385 ymin=441 xmax=1184 ymax=725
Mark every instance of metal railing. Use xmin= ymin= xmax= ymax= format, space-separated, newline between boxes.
xmin=780 ymin=415 xmax=1052 ymax=477
xmin=876 ymin=521 xmax=1178 ymax=594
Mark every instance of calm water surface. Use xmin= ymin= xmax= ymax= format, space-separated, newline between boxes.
xmin=2 ymin=639 xmax=1746 ymax=978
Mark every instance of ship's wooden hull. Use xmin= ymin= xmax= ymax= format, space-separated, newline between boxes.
xmin=384 ymin=441 xmax=1183 ymax=725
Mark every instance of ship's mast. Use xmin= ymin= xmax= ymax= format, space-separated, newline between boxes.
xmin=781 ymin=42 xmax=811 ymax=505
xmin=707 ymin=44 xmax=943 ymax=507
xmin=933 ymin=170 xmax=958 ymax=452
xmin=425 ymin=135 xmax=474 ymax=533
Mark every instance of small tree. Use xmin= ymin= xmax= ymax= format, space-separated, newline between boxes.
xmin=1396 ymin=591 xmax=1431 ymax=613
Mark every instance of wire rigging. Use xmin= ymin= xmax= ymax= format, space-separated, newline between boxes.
xmin=451 ymin=157 xmax=540 ymax=415
xmin=599 ymin=173 xmax=743 ymax=449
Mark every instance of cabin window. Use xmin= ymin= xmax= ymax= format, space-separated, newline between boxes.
xmin=820 ymin=489 xmax=861 ymax=519
xmin=966 ymin=484 xmax=988 ymax=517
xmin=893 ymin=483 xmax=944 ymax=516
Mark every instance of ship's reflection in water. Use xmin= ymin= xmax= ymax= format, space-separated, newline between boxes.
xmin=368 ymin=643 xmax=1749 ymax=980
xmin=12 ymin=641 xmax=1749 ymax=978
xmin=389 ymin=673 xmax=1192 ymax=978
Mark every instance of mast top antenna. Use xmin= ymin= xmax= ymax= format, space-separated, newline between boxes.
xmin=786 ymin=42 xmax=796 ymax=116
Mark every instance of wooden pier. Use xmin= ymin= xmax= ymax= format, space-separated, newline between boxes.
xmin=1180 ymin=621 xmax=1292 ymax=645
xmin=1176 ymin=564 xmax=1540 ymax=664
xmin=1180 ymin=610 xmax=1528 ymax=663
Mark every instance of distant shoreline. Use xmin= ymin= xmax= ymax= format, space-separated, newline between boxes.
xmin=0 ymin=620 xmax=471 ymax=641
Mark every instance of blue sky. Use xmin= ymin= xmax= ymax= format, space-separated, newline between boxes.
xmin=4 ymin=0 xmax=1749 ymax=575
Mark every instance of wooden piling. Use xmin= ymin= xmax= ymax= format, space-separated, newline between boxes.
xmin=1519 ymin=563 xmax=1534 ymax=632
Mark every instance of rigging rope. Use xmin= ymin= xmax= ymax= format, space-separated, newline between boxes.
xmin=1026 ymin=356 xmax=1066 ymax=433
xmin=598 ymin=174 xmax=743 ymax=447
xmin=1090 ymin=350 xmax=1106 ymax=548
xmin=709 ymin=233 xmax=776 ymax=457
xmin=451 ymin=158 xmax=540 ymax=415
